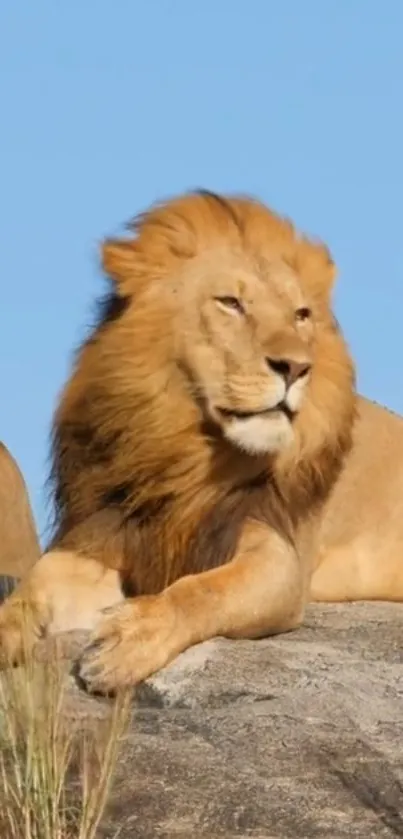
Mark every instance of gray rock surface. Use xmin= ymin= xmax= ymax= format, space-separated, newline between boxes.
xmin=7 ymin=603 xmax=403 ymax=836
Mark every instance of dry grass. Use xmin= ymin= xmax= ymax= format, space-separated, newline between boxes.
xmin=0 ymin=634 xmax=131 ymax=839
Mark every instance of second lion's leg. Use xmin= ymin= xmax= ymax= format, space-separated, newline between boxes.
xmin=0 ymin=550 xmax=124 ymax=665
xmin=78 ymin=522 xmax=306 ymax=694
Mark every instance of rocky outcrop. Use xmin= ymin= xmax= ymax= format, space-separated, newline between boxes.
xmin=47 ymin=602 xmax=403 ymax=837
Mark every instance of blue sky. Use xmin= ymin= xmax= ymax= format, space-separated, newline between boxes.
xmin=1 ymin=1 xmax=402 ymax=543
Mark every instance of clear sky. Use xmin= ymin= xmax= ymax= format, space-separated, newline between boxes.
xmin=1 ymin=1 xmax=402 ymax=543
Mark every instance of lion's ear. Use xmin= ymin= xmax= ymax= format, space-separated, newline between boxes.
xmin=102 ymin=238 xmax=138 ymax=294
xmin=296 ymin=240 xmax=337 ymax=299
xmin=316 ymin=258 xmax=337 ymax=296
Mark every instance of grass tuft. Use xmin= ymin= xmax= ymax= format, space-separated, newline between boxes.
xmin=0 ymin=631 xmax=131 ymax=839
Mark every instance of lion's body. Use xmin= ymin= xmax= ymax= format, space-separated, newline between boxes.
xmin=313 ymin=395 xmax=403 ymax=601
xmin=0 ymin=443 xmax=40 ymax=579
xmin=0 ymin=190 xmax=401 ymax=692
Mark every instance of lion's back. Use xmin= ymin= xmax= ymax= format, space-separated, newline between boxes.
xmin=0 ymin=443 xmax=41 ymax=576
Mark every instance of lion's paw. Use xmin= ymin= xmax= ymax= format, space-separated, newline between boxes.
xmin=77 ymin=595 xmax=182 ymax=695
xmin=0 ymin=599 xmax=41 ymax=667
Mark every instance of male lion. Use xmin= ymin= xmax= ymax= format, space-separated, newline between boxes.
xmin=0 ymin=190 xmax=402 ymax=694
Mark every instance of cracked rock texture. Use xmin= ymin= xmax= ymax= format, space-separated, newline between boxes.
xmin=8 ymin=603 xmax=403 ymax=836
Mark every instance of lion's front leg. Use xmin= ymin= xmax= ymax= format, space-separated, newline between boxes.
xmin=78 ymin=522 xmax=305 ymax=694
xmin=0 ymin=550 xmax=124 ymax=666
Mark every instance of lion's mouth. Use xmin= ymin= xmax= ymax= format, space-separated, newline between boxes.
xmin=217 ymin=402 xmax=294 ymax=422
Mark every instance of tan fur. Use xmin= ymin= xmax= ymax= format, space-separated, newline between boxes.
xmin=312 ymin=396 xmax=403 ymax=601
xmin=0 ymin=443 xmax=40 ymax=578
xmin=0 ymin=190 xmax=401 ymax=694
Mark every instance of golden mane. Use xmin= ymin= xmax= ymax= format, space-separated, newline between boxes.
xmin=46 ymin=190 xmax=355 ymax=595
xmin=103 ymin=189 xmax=336 ymax=300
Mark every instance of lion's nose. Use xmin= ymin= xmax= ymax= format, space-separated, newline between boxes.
xmin=266 ymin=358 xmax=311 ymax=387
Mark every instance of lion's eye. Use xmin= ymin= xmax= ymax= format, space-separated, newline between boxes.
xmin=215 ymin=296 xmax=245 ymax=315
xmin=295 ymin=307 xmax=311 ymax=322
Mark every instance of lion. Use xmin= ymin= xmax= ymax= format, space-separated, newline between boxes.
xmin=0 ymin=189 xmax=402 ymax=695
xmin=0 ymin=443 xmax=40 ymax=584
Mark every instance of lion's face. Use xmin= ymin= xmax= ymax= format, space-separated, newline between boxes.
xmin=101 ymin=191 xmax=354 ymax=464
xmin=177 ymin=251 xmax=315 ymax=455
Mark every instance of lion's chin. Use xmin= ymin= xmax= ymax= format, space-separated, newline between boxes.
xmin=222 ymin=411 xmax=294 ymax=456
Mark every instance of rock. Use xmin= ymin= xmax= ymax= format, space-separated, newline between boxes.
xmin=5 ymin=603 xmax=403 ymax=836
xmin=103 ymin=602 xmax=403 ymax=837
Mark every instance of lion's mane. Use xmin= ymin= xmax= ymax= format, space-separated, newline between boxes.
xmin=48 ymin=190 xmax=356 ymax=594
